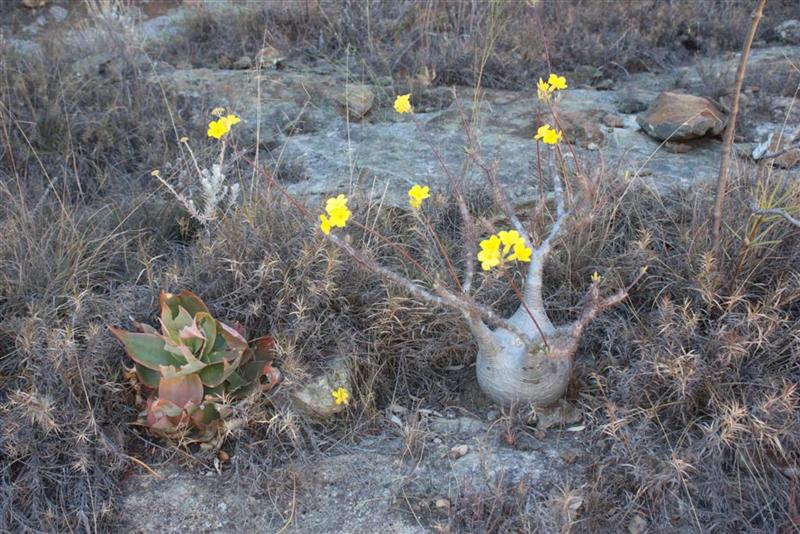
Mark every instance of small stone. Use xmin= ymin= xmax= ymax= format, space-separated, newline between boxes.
xmin=434 ymin=498 xmax=450 ymax=510
xmin=557 ymin=111 xmax=605 ymax=148
xmin=559 ymin=449 xmax=580 ymax=464
xmin=256 ymin=45 xmax=285 ymax=69
xmin=776 ymin=20 xmax=800 ymax=45
xmin=290 ymin=356 xmax=351 ymax=418
xmin=536 ymin=400 xmax=582 ymax=430
xmin=486 ymin=409 xmax=499 ymax=421
xmin=628 ymin=514 xmax=648 ymax=534
xmin=449 ymin=444 xmax=469 ymax=459
xmin=49 ymin=5 xmax=68 ymax=22
xmin=232 ymin=56 xmax=252 ymax=70
xmin=595 ymin=78 xmax=614 ymax=90
xmin=602 ymin=113 xmax=625 ymax=128
xmin=334 ymin=84 xmax=375 ymax=120
xmin=637 ymin=92 xmax=726 ymax=141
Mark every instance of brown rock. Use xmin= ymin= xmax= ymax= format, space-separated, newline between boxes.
xmin=558 ymin=111 xmax=605 ymax=148
xmin=602 ymin=113 xmax=625 ymax=128
xmin=334 ymin=84 xmax=375 ymax=120
xmin=449 ymin=444 xmax=469 ymax=459
xmin=637 ymin=92 xmax=726 ymax=141
xmin=536 ymin=400 xmax=582 ymax=430
xmin=232 ymin=56 xmax=252 ymax=70
xmin=255 ymin=45 xmax=285 ymax=69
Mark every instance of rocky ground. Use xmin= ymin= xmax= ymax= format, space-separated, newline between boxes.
xmin=4 ymin=1 xmax=800 ymax=532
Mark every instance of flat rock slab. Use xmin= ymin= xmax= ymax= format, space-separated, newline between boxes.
xmin=151 ymin=68 xmax=737 ymax=208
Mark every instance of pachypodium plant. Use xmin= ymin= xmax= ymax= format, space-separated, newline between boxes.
xmin=218 ymin=73 xmax=646 ymax=408
xmin=109 ymin=291 xmax=280 ymax=441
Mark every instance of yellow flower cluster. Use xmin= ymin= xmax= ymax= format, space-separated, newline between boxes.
xmin=319 ymin=194 xmax=351 ymax=235
xmin=331 ymin=387 xmax=350 ymax=405
xmin=537 ymin=73 xmax=568 ymax=101
xmin=535 ymin=124 xmax=562 ymax=145
xmin=477 ymin=230 xmax=532 ymax=271
xmin=408 ymin=184 xmax=430 ymax=209
xmin=394 ymin=93 xmax=412 ymax=114
xmin=207 ymin=113 xmax=241 ymax=140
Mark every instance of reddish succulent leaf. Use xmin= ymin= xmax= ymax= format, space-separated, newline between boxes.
xmin=250 ymin=336 xmax=276 ymax=361
xmin=160 ymin=290 xmax=210 ymax=320
xmin=190 ymin=403 xmax=221 ymax=429
xmin=108 ymin=327 xmax=181 ymax=370
xmin=217 ymin=320 xmax=248 ymax=352
xmin=158 ymin=374 xmax=203 ymax=408
xmin=263 ymin=362 xmax=281 ymax=391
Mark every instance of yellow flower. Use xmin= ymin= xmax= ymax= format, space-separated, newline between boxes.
xmin=179 ymin=136 xmax=189 ymax=143
xmin=327 ymin=205 xmax=351 ymax=227
xmin=508 ymin=241 xmax=532 ymax=263
xmin=498 ymin=230 xmax=522 ymax=254
xmin=537 ymin=78 xmax=551 ymax=101
xmin=477 ymin=235 xmax=502 ymax=271
xmin=320 ymin=195 xmax=351 ymax=234
xmin=394 ymin=93 xmax=412 ymax=114
xmin=222 ymin=114 xmax=241 ymax=128
xmin=325 ymin=194 xmax=348 ymax=213
xmin=207 ymin=113 xmax=241 ymax=140
xmin=547 ymin=73 xmax=568 ymax=90
xmin=150 ymin=169 xmax=161 ymax=178
xmin=478 ymin=231 xmax=532 ymax=270
xmin=534 ymin=124 xmax=562 ymax=145
xmin=331 ymin=387 xmax=350 ymax=405
xmin=320 ymin=214 xmax=333 ymax=235
xmin=207 ymin=119 xmax=229 ymax=139
xmin=591 ymin=271 xmax=601 ymax=283
xmin=408 ymin=184 xmax=430 ymax=209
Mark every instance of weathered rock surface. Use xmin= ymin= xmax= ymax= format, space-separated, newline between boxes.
xmin=637 ymin=92 xmax=726 ymax=141
xmin=120 ymin=415 xmax=583 ymax=532
xmin=777 ymin=20 xmax=800 ymax=45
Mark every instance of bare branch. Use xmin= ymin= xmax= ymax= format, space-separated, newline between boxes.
xmin=456 ymin=101 xmax=530 ymax=241
xmin=711 ymin=0 xmax=766 ymax=254
xmin=537 ymin=152 xmax=568 ymax=256
xmin=569 ymin=268 xmax=647 ymax=342
xmin=750 ymin=201 xmax=800 ymax=227
xmin=411 ymin=102 xmax=476 ymax=293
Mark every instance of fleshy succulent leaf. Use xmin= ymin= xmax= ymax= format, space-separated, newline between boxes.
xmin=161 ymin=290 xmax=210 ymax=320
xmin=217 ymin=320 xmax=248 ymax=352
xmin=161 ymin=305 xmax=195 ymax=343
xmin=109 ymin=327 xmax=183 ymax=370
xmin=195 ymin=313 xmax=217 ymax=359
xmin=135 ymin=364 xmax=161 ymax=388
